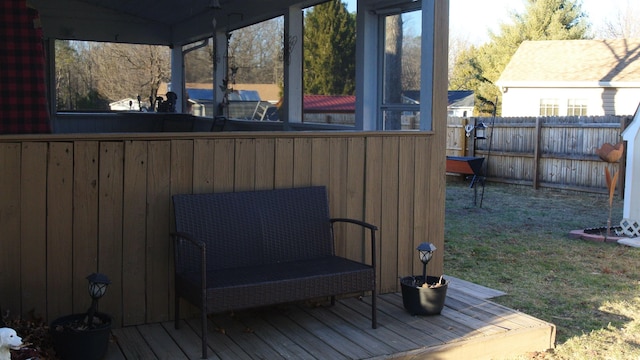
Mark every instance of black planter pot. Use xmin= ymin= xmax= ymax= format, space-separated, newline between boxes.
xmin=50 ymin=312 xmax=112 ymax=360
xmin=400 ymin=275 xmax=448 ymax=315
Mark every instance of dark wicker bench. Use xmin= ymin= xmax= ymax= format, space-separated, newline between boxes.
xmin=171 ymin=186 xmax=378 ymax=359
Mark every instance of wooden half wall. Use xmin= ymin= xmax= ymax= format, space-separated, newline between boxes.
xmin=0 ymin=131 xmax=445 ymax=327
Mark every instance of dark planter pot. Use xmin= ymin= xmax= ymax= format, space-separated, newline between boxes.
xmin=400 ymin=275 xmax=448 ymax=315
xmin=50 ymin=312 xmax=112 ymax=360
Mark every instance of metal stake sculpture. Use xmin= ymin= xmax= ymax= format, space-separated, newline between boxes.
xmin=596 ymin=141 xmax=624 ymax=240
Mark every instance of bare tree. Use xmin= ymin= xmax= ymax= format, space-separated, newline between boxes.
xmin=402 ymin=34 xmax=421 ymax=91
xmin=55 ymin=41 xmax=86 ymax=109
xmin=90 ymin=43 xmax=170 ymax=103
xmin=594 ymin=0 xmax=640 ymax=38
xmin=184 ymin=39 xmax=215 ymax=83
xmin=228 ymin=17 xmax=283 ymax=84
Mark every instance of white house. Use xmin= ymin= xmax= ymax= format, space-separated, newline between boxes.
xmin=447 ymin=90 xmax=474 ymax=117
xmin=497 ymin=39 xmax=640 ymax=117
xmin=109 ymin=98 xmax=141 ymax=111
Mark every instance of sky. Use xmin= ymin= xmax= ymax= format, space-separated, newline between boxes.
xmin=346 ymin=0 xmax=634 ymax=45
xmin=448 ymin=0 xmax=632 ymax=44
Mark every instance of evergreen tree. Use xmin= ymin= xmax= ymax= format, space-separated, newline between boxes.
xmin=450 ymin=0 xmax=589 ymax=115
xmin=303 ymin=0 xmax=356 ymax=95
xmin=449 ymin=46 xmax=482 ymax=91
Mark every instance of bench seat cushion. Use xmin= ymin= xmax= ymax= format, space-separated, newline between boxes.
xmin=176 ymin=255 xmax=374 ymax=313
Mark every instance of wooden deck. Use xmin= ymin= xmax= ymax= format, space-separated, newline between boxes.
xmin=106 ymin=277 xmax=555 ymax=360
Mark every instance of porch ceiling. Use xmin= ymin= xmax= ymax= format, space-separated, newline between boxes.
xmin=27 ymin=0 xmax=327 ymax=45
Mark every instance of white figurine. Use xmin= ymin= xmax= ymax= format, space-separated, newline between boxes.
xmin=0 ymin=327 xmax=23 ymax=360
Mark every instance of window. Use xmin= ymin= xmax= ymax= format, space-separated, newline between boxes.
xmin=226 ymin=17 xmax=284 ymax=120
xmin=539 ymin=99 xmax=559 ymax=116
xmin=183 ymin=38 xmax=215 ymax=117
xmin=567 ymin=99 xmax=587 ymax=116
xmin=55 ymin=40 xmax=170 ymax=111
xmin=380 ymin=8 xmax=422 ymax=130
xmin=303 ymin=1 xmax=356 ymax=126
xmin=183 ymin=17 xmax=284 ymax=119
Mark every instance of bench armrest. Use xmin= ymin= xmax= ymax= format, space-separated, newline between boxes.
xmin=172 ymin=231 xmax=205 ymax=249
xmin=330 ymin=218 xmax=377 ymax=232
xmin=330 ymin=218 xmax=377 ymax=270
xmin=171 ymin=232 xmax=206 ymax=284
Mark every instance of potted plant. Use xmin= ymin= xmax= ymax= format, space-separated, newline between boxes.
xmin=400 ymin=243 xmax=448 ymax=315
xmin=50 ymin=273 xmax=112 ymax=360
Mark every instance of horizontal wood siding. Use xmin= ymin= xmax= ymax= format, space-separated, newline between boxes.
xmin=602 ymin=88 xmax=616 ymax=115
xmin=0 ymin=132 xmax=445 ymax=327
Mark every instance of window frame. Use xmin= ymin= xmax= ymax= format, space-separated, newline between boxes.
xmin=539 ymin=98 xmax=559 ymax=116
xmin=567 ymin=98 xmax=588 ymax=116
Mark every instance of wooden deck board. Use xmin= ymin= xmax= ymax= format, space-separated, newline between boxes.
xmin=375 ymin=294 xmax=477 ymax=341
xmin=112 ymin=326 xmax=158 ymax=359
xmin=447 ymin=277 xmax=507 ymax=299
xmin=184 ymin=317 xmax=252 ymax=360
xmin=340 ymin=297 xmax=443 ymax=347
xmin=301 ymin=303 xmax=400 ymax=355
xmin=207 ymin=311 xmax=290 ymax=360
xmin=446 ymin=288 xmax=544 ymax=328
xmin=283 ymin=304 xmax=374 ymax=359
xmin=137 ymin=323 xmax=189 ymax=360
xmin=106 ymin=278 xmax=555 ymax=360
xmin=235 ymin=311 xmax=317 ymax=360
xmin=327 ymin=300 xmax=420 ymax=352
xmin=160 ymin=322 xmax=219 ymax=360
xmin=260 ymin=307 xmax=350 ymax=360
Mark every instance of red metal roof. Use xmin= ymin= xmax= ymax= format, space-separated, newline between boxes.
xmin=304 ymin=95 xmax=355 ymax=112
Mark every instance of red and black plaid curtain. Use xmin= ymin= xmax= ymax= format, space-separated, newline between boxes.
xmin=0 ymin=0 xmax=51 ymax=134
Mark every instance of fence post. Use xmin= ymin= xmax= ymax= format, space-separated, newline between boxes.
xmin=463 ymin=117 xmax=472 ymax=156
xmin=532 ymin=117 xmax=542 ymax=189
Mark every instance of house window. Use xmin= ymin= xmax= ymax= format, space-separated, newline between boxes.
xmin=567 ymin=99 xmax=588 ymax=116
xmin=539 ymin=99 xmax=559 ymax=116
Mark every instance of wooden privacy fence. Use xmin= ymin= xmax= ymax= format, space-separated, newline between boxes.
xmin=446 ymin=116 xmax=632 ymax=193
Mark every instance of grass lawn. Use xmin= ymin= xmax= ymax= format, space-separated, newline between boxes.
xmin=444 ymin=179 xmax=640 ymax=360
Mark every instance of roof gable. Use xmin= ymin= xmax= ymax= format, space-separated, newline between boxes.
xmin=447 ymin=90 xmax=474 ymax=107
xmin=497 ymin=39 xmax=640 ymax=86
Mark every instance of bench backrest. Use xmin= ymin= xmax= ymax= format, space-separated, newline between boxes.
xmin=173 ymin=186 xmax=334 ymax=270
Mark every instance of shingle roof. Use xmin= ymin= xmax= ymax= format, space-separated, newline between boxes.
xmin=302 ymin=91 xmax=475 ymax=112
xmin=497 ymin=39 xmax=640 ymax=86
xmin=447 ymin=90 xmax=474 ymax=107
xmin=303 ymin=95 xmax=356 ymax=112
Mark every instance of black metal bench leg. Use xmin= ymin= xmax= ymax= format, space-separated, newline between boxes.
xmin=201 ymin=308 xmax=207 ymax=359
xmin=371 ymin=289 xmax=377 ymax=329
xmin=175 ymin=296 xmax=180 ymax=329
